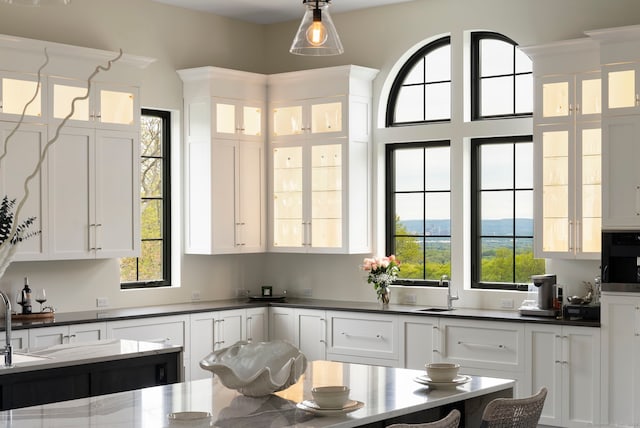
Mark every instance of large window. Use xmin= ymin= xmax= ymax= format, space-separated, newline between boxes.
xmin=471 ymin=32 xmax=533 ymax=120
xmin=120 ymin=109 xmax=171 ymax=289
xmin=386 ymin=142 xmax=451 ymax=285
xmin=471 ymin=137 xmax=545 ymax=290
xmin=386 ymin=36 xmax=451 ymax=126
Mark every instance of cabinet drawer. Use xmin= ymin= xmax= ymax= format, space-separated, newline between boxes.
xmin=327 ymin=312 xmax=398 ymax=360
xmin=441 ymin=320 xmax=524 ymax=372
xmin=107 ymin=316 xmax=186 ymax=347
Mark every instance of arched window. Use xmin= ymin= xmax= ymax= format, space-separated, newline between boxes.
xmin=471 ymin=31 xmax=532 ymax=120
xmin=386 ymin=36 xmax=451 ymax=126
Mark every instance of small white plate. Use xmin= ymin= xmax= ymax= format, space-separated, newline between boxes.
xmin=297 ymin=399 xmax=364 ymax=415
xmin=413 ymin=374 xmax=472 ymax=389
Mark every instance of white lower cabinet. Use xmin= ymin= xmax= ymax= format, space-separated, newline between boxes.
xmin=326 ymin=311 xmax=399 ymax=366
xmin=29 ymin=322 xmax=107 ymax=348
xmin=107 ymin=315 xmax=189 ymax=380
xmin=439 ymin=318 xmax=526 ymax=397
xmin=268 ymin=306 xmax=295 ymax=342
xmin=399 ymin=315 xmax=440 ymax=370
xmin=293 ymin=308 xmax=327 ymax=362
xmin=526 ymin=324 xmax=600 ymax=427
xmin=189 ymin=308 xmax=267 ymax=381
xmin=601 ymin=292 xmax=640 ymax=427
xmin=10 ymin=329 xmax=29 ymax=350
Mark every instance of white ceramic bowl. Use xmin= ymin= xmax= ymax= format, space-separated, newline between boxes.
xmin=425 ymin=362 xmax=460 ymax=382
xmin=199 ymin=340 xmax=307 ymax=397
xmin=311 ymin=385 xmax=350 ymax=409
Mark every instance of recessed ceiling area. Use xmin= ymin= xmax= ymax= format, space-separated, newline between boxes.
xmin=151 ymin=0 xmax=415 ymax=24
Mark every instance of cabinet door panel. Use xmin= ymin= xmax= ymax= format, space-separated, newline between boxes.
xmin=401 ymin=316 xmax=438 ymax=370
xmin=0 ymin=124 xmax=47 ymax=260
xmin=210 ymin=141 xmax=237 ymax=253
xmin=48 ymin=128 xmax=93 ymax=259
xmin=29 ymin=326 xmax=68 ymax=348
xmin=217 ymin=310 xmax=244 ymax=349
xmin=238 ymin=143 xmax=264 ymax=252
xmin=95 ymin=130 xmax=139 ymax=258
xmin=190 ymin=313 xmax=215 ymax=381
xmin=69 ymin=322 xmax=106 ymax=343
xmin=295 ymin=309 xmax=325 ymax=361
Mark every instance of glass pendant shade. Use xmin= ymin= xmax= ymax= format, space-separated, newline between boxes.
xmin=290 ymin=0 xmax=344 ymax=56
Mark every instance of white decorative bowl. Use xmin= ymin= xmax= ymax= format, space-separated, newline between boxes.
xmin=199 ymin=340 xmax=307 ymax=397
xmin=425 ymin=362 xmax=460 ymax=382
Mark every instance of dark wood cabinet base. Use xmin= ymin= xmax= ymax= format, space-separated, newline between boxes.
xmin=0 ymin=351 xmax=181 ymax=410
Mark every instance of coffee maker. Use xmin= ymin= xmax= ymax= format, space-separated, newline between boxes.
xmin=519 ymin=274 xmax=558 ymax=317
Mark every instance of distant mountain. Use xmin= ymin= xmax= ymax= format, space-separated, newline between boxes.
xmin=399 ymin=218 xmax=534 ymax=236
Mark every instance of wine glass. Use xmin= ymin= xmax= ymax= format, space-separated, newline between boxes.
xmin=35 ymin=289 xmax=47 ymax=313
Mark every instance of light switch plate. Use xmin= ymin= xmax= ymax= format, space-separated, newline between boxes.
xmin=500 ymin=298 xmax=514 ymax=309
xmin=96 ymin=297 xmax=109 ymax=308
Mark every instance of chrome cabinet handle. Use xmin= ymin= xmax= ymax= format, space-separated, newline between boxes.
xmin=458 ymin=341 xmax=505 ymax=349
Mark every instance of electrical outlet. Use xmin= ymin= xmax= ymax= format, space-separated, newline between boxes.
xmin=96 ymin=297 xmax=109 ymax=308
xmin=405 ymin=294 xmax=417 ymax=304
xmin=500 ymin=298 xmax=514 ymax=309
xmin=191 ymin=291 xmax=201 ymax=301
xmin=301 ymin=288 xmax=313 ymax=297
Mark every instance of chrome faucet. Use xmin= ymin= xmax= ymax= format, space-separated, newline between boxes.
xmin=0 ymin=291 xmax=12 ymax=367
xmin=440 ymin=275 xmax=458 ymax=310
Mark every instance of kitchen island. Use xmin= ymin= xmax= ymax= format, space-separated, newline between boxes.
xmin=0 ymin=340 xmax=182 ymax=410
xmin=0 ymin=360 xmax=514 ymax=427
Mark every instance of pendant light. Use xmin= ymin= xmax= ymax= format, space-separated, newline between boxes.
xmin=290 ymin=0 xmax=343 ymax=56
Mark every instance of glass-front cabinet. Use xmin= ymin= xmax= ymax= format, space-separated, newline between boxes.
xmin=271 ymin=98 xmax=345 ymax=139
xmin=602 ymin=62 xmax=640 ymax=116
xmin=48 ymin=77 xmax=139 ymax=130
xmin=539 ymin=122 xmax=601 ymax=257
xmin=272 ymin=143 xmax=343 ymax=250
xmin=268 ymin=65 xmax=378 ymax=254
xmin=0 ymin=71 xmax=44 ymax=122
xmin=213 ymin=98 xmax=263 ymax=141
xmin=525 ymin=39 xmax=601 ymax=259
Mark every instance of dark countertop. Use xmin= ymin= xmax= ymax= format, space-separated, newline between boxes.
xmin=2 ymin=297 xmax=600 ymax=330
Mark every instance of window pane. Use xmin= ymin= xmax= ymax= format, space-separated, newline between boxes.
xmin=425 ymin=82 xmax=450 ymax=120
xmin=481 ymin=76 xmax=514 ymax=116
xmin=403 ymin=59 xmax=424 ymax=85
xmin=480 ymin=39 xmax=514 ymax=77
xmin=515 ymin=48 xmax=532 ymax=74
xmin=426 ymin=237 xmax=450 ymax=280
xmin=515 ymin=142 xmax=533 ymax=188
xmin=395 ymin=85 xmax=424 ymax=122
xmin=480 ymin=238 xmax=514 ymax=283
xmin=425 ymin=192 xmax=450 ymax=229
xmin=425 ymin=45 xmax=450 ymax=82
xmin=515 ymin=190 xmax=533 ymax=234
xmin=141 ymin=158 xmax=162 ymax=198
xmin=120 ymin=257 xmax=137 ymax=282
xmin=396 ymin=193 xmax=424 ymax=235
xmin=481 ymin=191 xmax=514 ymax=235
xmin=141 ymin=116 xmax=163 ymax=157
xmin=141 ymin=199 xmax=163 ymax=240
xmin=395 ymin=236 xmax=424 ymax=279
xmin=138 ymin=240 xmax=163 ymax=282
xmin=481 ymin=144 xmax=513 ymax=189
xmin=395 ymin=148 xmax=424 ymax=191
xmin=515 ymin=74 xmax=533 ymax=114
xmin=425 ymin=146 xmax=450 ymax=190
xmin=515 ymin=238 xmax=544 ymax=282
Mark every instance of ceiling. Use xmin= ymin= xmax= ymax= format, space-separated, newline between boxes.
xmin=151 ymin=0 xmax=414 ymax=24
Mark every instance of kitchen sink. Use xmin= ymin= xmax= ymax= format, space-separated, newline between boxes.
xmin=415 ymin=307 xmax=454 ymax=312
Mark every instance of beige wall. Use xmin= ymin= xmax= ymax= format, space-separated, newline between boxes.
xmin=0 ymin=0 xmax=638 ymax=312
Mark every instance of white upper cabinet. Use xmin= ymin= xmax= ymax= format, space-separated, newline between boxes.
xmin=587 ymin=24 xmax=640 ymax=229
xmin=48 ymin=77 xmax=139 ymax=130
xmin=0 ymin=71 xmax=45 ymax=123
xmin=0 ymin=123 xmax=48 ymax=261
xmin=268 ymin=65 xmax=378 ymax=254
xmin=523 ymin=38 xmax=601 ymax=259
xmin=178 ymin=66 xmax=267 ymax=255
